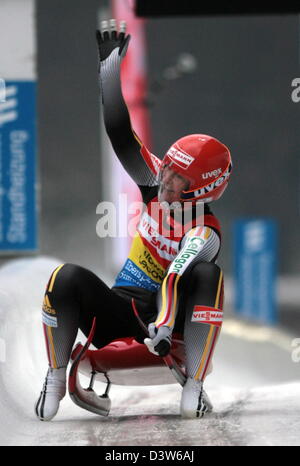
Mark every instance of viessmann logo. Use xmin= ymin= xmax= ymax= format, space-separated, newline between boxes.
xmin=0 ymin=84 xmax=18 ymax=127
xmin=192 ymin=306 xmax=223 ymax=326
xmin=167 ymin=147 xmax=195 ymax=169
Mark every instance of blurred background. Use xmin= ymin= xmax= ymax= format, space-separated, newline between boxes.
xmin=0 ymin=0 xmax=299 ymax=326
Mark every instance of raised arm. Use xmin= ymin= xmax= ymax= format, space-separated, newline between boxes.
xmin=96 ymin=19 xmax=158 ymax=189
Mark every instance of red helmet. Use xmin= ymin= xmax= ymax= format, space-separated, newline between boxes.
xmin=159 ymin=134 xmax=232 ymax=203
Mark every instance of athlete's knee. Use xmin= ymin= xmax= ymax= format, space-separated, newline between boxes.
xmin=46 ymin=263 xmax=83 ymax=295
xmin=56 ymin=263 xmax=84 ymax=281
xmin=188 ymin=261 xmax=222 ymax=284
xmin=184 ymin=261 xmax=224 ymax=309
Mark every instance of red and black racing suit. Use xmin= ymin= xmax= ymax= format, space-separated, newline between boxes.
xmin=41 ymin=39 xmax=224 ymax=383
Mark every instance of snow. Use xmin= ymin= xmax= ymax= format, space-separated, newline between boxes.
xmin=0 ymin=257 xmax=299 ymax=446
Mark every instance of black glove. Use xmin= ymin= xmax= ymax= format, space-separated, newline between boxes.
xmin=96 ymin=18 xmax=131 ymax=62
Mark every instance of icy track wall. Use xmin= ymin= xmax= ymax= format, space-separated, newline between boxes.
xmin=1 ymin=257 xmax=300 ymax=446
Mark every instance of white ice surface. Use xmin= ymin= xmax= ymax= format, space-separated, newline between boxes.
xmin=0 ymin=257 xmax=300 ymax=446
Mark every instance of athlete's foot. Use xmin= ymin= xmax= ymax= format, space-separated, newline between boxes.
xmin=180 ymin=377 xmax=213 ymax=419
xmin=35 ymin=367 xmax=66 ymax=421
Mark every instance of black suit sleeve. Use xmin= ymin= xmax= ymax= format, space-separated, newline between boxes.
xmin=99 ymin=47 xmax=158 ymax=190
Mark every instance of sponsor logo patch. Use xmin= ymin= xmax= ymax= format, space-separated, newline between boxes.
xmin=138 ymin=212 xmax=179 ymax=261
xmin=167 ymin=147 xmax=195 ymax=169
xmin=150 ymin=153 xmax=161 ymax=176
xmin=202 ymin=168 xmax=222 ymax=179
xmin=182 ymin=164 xmax=232 ymax=200
xmin=114 ymin=258 xmax=161 ymax=292
xmin=168 ymin=236 xmax=205 ymax=276
xmin=128 ymin=233 xmax=166 ymax=283
xmin=42 ymin=296 xmax=56 ymax=315
xmin=192 ymin=306 xmax=223 ymax=326
xmin=42 ymin=311 xmax=58 ymax=328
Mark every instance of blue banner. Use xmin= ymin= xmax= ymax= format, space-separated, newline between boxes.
xmin=233 ymin=219 xmax=277 ymax=325
xmin=0 ymin=81 xmax=38 ymax=252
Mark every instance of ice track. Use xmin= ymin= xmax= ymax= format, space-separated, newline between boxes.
xmin=0 ymin=257 xmax=299 ymax=446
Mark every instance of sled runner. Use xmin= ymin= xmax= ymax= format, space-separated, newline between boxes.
xmin=68 ymin=300 xmax=186 ymax=416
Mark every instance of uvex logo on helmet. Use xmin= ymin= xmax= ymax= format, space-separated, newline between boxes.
xmin=161 ymin=134 xmax=232 ymax=203
xmin=181 ymin=163 xmax=232 ymax=201
xmin=202 ymin=168 xmax=222 ymax=179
